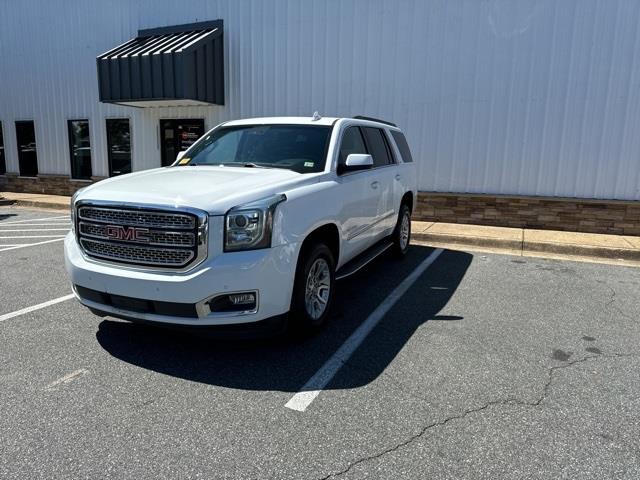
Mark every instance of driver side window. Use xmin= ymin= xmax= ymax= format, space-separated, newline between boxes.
xmin=338 ymin=127 xmax=368 ymax=166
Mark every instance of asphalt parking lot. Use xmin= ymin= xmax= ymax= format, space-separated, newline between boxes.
xmin=1 ymin=206 xmax=639 ymax=479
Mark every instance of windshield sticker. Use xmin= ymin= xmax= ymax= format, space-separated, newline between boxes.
xmin=304 ymin=161 xmax=314 ymax=168
xmin=178 ymin=157 xmax=191 ymax=165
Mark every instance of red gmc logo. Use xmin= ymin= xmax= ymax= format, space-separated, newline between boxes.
xmin=105 ymin=225 xmax=151 ymax=243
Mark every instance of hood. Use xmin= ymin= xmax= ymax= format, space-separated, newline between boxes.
xmin=78 ymin=166 xmax=315 ymax=214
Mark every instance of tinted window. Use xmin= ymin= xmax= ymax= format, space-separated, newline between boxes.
xmin=338 ymin=127 xmax=367 ymax=165
xmin=15 ymin=121 xmax=38 ymax=177
xmin=184 ymin=125 xmax=331 ymax=173
xmin=106 ymin=119 xmax=131 ymax=176
xmin=391 ymin=130 xmax=413 ymax=163
xmin=0 ymin=122 xmax=5 ymax=175
xmin=362 ymin=127 xmax=392 ymax=168
xmin=68 ymin=120 xmax=92 ymax=179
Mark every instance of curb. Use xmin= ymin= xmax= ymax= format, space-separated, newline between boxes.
xmin=413 ymin=232 xmax=522 ymax=251
xmin=2 ymin=199 xmax=68 ymax=211
xmin=413 ymin=231 xmax=640 ymax=263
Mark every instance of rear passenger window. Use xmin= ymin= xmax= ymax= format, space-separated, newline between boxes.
xmin=338 ymin=127 xmax=367 ymax=164
xmin=362 ymin=127 xmax=392 ymax=168
xmin=391 ymin=131 xmax=413 ymax=163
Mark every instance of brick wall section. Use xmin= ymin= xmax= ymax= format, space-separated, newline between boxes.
xmin=416 ymin=192 xmax=640 ymax=236
xmin=2 ymin=176 xmax=639 ymax=237
xmin=0 ymin=174 xmax=107 ymax=196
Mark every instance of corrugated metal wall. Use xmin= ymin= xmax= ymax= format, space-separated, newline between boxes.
xmin=1 ymin=0 xmax=639 ymax=200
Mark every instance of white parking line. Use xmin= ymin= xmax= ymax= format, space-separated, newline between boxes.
xmin=44 ymin=369 xmax=88 ymax=391
xmin=0 ymin=293 xmax=75 ymax=323
xmin=284 ymin=248 xmax=444 ymax=412
xmin=0 ymin=215 xmax=68 ymax=225
xmin=0 ymin=235 xmax=67 ymax=239
xmin=0 ymin=228 xmax=70 ymax=232
xmin=0 ymin=237 xmax=66 ymax=252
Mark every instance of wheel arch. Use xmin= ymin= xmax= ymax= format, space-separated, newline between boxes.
xmin=298 ymin=223 xmax=340 ymax=266
xmin=401 ymin=191 xmax=414 ymax=213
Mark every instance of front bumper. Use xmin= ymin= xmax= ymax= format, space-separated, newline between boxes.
xmin=64 ymin=232 xmax=299 ymax=326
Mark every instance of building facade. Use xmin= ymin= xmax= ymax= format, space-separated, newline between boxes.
xmin=1 ymin=0 xmax=639 ymax=234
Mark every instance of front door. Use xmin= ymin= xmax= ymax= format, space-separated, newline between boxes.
xmin=160 ymin=119 xmax=205 ymax=166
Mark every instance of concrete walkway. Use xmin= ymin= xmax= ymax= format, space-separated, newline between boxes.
xmin=2 ymin=191 xmax=639 ymax=266
xmin=413 ymin=221 xmax=640 ymax=266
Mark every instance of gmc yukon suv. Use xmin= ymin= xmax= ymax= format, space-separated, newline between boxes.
xmin=64 ymin=115 xmax=416 ymax=333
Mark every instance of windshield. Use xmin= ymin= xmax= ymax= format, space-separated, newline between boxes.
xmin=176 ymin=125 xmax=332 ymax=173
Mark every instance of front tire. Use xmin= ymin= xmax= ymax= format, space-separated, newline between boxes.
xmin=290 ymin=243 xmax=336 ymax=332
xmin=392 ymin=204 xmax=411 ymax=257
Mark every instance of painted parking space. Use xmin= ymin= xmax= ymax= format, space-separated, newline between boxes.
xmin=0 ymin=209 xmax=70 ymax=251
xmin=1 ymin=207 xmax=640 ymax=479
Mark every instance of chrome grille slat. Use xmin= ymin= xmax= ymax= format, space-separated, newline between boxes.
xmin=80 ymin=239 xmax=194 ymax=266
xmin=78 ymin=206 xmax=195 ymax=229
xmin=76 ymin=203 xmax=208 ymax=270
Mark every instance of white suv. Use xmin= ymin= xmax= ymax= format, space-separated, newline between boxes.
xmin=64 ymin=115 xmax=416 ymax=334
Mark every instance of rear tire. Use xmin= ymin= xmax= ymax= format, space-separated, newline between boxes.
xmin=392 ymin=204 xmax=411 ymax=258
xmin=290 ymin=243 xmax=336 ymax=333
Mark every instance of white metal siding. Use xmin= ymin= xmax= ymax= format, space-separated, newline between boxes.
xmin=1 ymin=0 xmax=639 ymax=200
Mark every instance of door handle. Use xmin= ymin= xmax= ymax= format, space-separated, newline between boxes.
xmin=395 ymin=174 xmax=401 ymax=181
xmin=371 ymin=181 xmax=379 ymax=189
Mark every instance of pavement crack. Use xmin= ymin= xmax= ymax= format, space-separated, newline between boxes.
xmin=603 ymin=284 xmax=636 ymax=322
xmin=317 ymin=352 xmax=639 ymax=480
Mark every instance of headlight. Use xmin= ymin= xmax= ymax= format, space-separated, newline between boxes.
xmin=224 ymin=194 xmax=286 ymax=251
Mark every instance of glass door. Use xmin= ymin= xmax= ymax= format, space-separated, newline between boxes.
xmin=160 ymin=119 xmax=205 ymax=167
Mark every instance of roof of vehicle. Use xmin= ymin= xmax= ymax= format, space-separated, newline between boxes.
xmin=223 ymin=116 xmax=338 ymax=127
xmin=221 ymin=116 xmax=400 ymax=130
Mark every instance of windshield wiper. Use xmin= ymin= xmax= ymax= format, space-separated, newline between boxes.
xmin=217 ymin=161 xmax=271 ymax=169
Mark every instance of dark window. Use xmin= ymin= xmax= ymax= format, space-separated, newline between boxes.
xmin=68 ymin=120 xmax=92 ymax=179
xmin=362 ymin=127 xmax=392 ymax=168
xmin=338 ymin=127 xmax=368 ymax=165
xmin=106 ymin=119 xmax=131 ymax=176
xmin=184 ymin=125 xmax=332 ymax=173
xmin=391 ymin=130 xmax=413 ymax=163
xmin=0 ymin=122 xmax=5 ymax=175
xmin=15 ymin=121 xmax=38 ymax=177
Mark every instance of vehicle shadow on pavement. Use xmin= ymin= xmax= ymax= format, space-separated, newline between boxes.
xmin=96 ymin=246 xmax=472 ymax=392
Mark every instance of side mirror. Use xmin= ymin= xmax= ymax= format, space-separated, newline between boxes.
xmin=175 ymin=151 xmax=188 ymax=162
xmin=339 ymin=154 xmax=373 ymax=174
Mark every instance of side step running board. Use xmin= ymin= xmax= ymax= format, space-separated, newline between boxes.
xmin=335 ymin=241 xmax=393 ymax=281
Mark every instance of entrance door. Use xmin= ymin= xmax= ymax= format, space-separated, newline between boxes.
xmin=160 ymin=119 xmax=205 ymax=166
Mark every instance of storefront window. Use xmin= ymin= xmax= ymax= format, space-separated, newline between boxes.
xmin=15 ymin=121 xmax=38 ymax=177
xmin=68 ymin=120 xmax=92 ymax=179
xmin=0 ymin=122 xmax=5 ymax=175
xmin=106 ymin=119 xmax=131 ymax=176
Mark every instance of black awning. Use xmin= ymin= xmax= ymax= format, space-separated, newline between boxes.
xmin=97 ymin=20 xmax=224 ymax=107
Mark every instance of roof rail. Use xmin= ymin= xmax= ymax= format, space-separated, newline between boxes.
xmin=352 ymin=115 xmax=397 ymax=127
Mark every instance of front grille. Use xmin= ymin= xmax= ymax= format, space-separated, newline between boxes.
xmin=76 ymin=204 xmax=207 ymax=269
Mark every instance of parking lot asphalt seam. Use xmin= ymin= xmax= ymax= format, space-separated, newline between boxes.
xmin=316 ymin=352 xmax=640 ymax=480
xmin=285 ymin=248 xmax=445 ymax=412
xmin=44 ymin=368 xmax=89 ymax=391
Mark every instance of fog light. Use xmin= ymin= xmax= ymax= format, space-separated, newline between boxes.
xmin=207 ymin=291 xmax=258 ymax=314
xmin=229 ymin=292 xmax=256 ymax=305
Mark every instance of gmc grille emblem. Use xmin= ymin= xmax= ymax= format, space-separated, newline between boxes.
xmin=105 ymin=225 xmax=151 ymax=243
